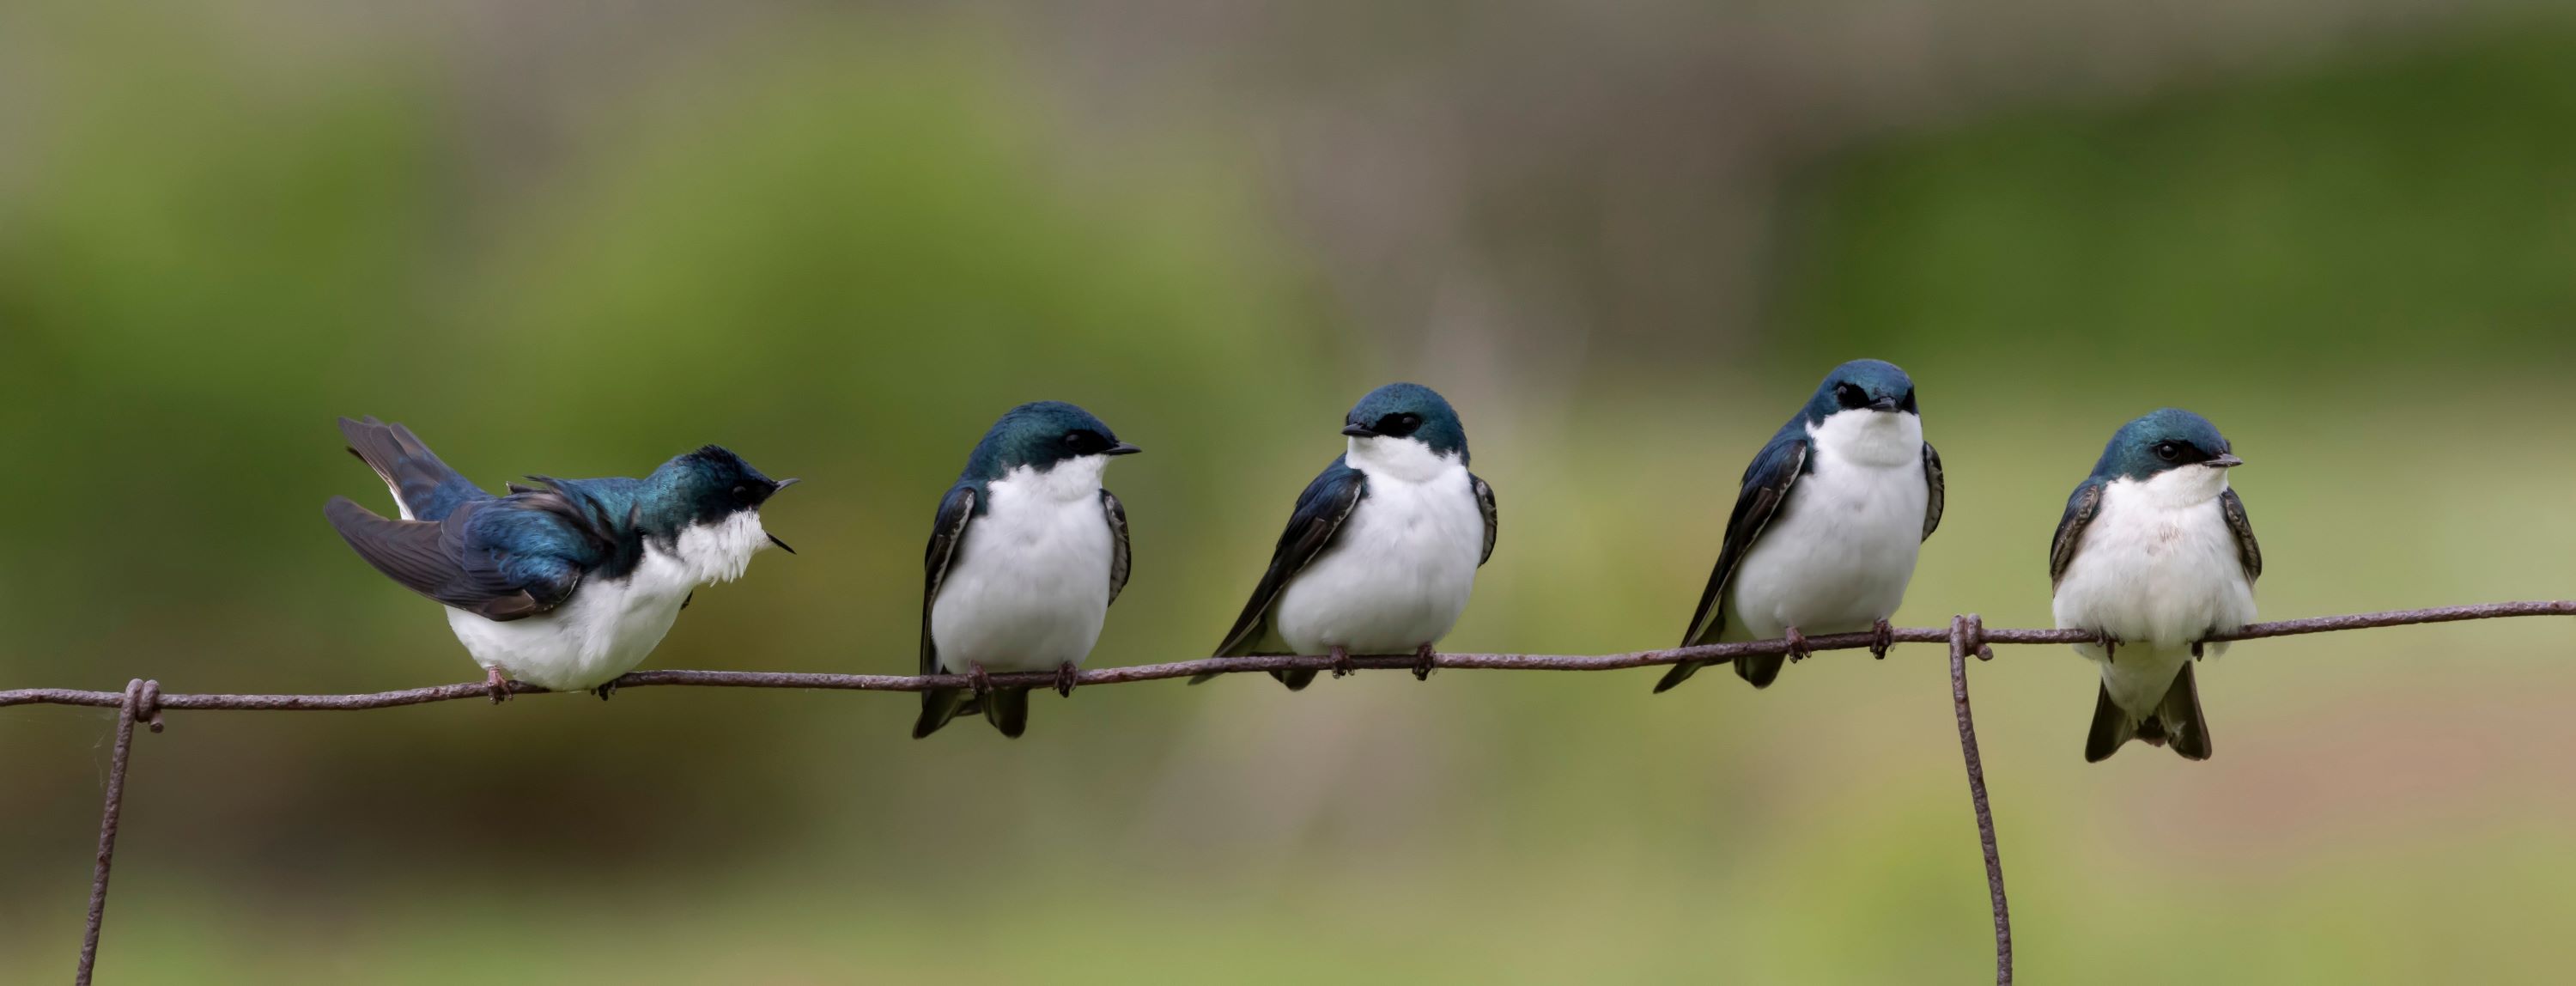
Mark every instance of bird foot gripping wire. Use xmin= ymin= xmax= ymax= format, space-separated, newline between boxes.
xmin=1870 ymin=618 xmax=1896 ymax=660
xmin=1054 ymin=662 xmax=1079 ymax=698
xmin=1411 ymin=643 xmax=1437 ymax=681
xmin=1783 ymin=626 xmax=1813 ymax=663
xmin=483 ymin=667 xmax=512 ymax=704
xmin=1329 ymin=645 xmax=1357 ymax=679
xmin=967 ymin=663 xmax=996 ymax=698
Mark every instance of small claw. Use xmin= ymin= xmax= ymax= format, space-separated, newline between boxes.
xmin=1869 ymin=618 xmax=1894 ymax=660
xmin=1329 ymin=645 xmax=1356 ymax=679
xmin=2096 ymin=631 xmax=2118 ymax=664
xmin=1054 ymin=661 xmax=1079 ymax=698
xmin=592 ymin=679 xmax=619 ymax=702
xmin=968 ymin=663 xmax=995 ymax=698
xmin=483 ymin=667 xmax=512 ymax=704
xmin=1412 ymin=643 xmax=1437 ymax=682
xmin=1783 ymin=627 xmax=1812 ymax=663
xmin=2190 ymin=641 xmax=2205 ymax=660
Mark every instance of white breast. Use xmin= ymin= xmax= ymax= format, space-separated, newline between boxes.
xmin=1271 ymin=440 xmax=1484 ymax=655
xmin=928 ymin=459 xmax=1116 ymax=674
xmin=2051 ymin=466 xmax=2257 ymax=711
xmin=444 ymin=510 xmax=777 ymax=691
xmin=1722 ymin=411 xmax=1929 ymax=640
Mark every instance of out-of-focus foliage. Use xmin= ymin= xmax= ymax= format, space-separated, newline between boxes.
xmin=3 ymin=5 xmax=2574 ymax=984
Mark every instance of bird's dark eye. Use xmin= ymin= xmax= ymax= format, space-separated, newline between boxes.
xmin=1064 ymin=429 xmax=1109 ymax=454
xmin=1899 ymin=389 xmax=1918 ymax=414
xmin=1835 ymin=382 xmax=1869 ymax=410
xmin=2153 ymin=441 xmax=2180 ymax=462
xmin=1376 ymin=412 xmax=1424 ymax=437
xmin=732 ymin=484 xmax=752 ymax=502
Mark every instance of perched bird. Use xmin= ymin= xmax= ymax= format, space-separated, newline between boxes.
xmin=915 ymin=402 xmax=1139 ymax=739
xmin=1659 ymin=359 xmax=1944 ymax=691
xmin=325 ymin=417 xmax=797 ymax=699
xmin=1192 ymin=382 xmax=1498 ymax=690
xmin=2049 ymin=409 xmax=2258 ymax=762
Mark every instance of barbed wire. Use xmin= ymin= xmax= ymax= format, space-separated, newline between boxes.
xmin=9 ymin=599 xmax=2572 ymax=985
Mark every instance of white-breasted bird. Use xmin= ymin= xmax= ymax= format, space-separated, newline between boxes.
xmin=914 ymin=402 xmax=1139 ymax=739
xmin=1193 ymin=383 xmax=1498 ymax=689
xmin=1658 ymin=359 xmax=1944 ymax=691
xmin=2050 ymin=408 xmax=2259 ymax=762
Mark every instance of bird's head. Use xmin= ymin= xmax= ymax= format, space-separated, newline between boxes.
xmin=963 ymin=401 xmax=1140 ymax=487
xmin=1340 ymin=382 xmax=1468 ymax=474
xmin=2094 ymin=408 xmax=2241 ymax=486
xmin=655 ymin=445 xmax=799 ymax=556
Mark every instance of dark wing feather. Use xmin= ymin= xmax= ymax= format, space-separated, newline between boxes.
xmin=1200 ymin=460 xmax=1369 ymax=668
xmin=2048 ymin=478 xmax=2107 ymax=589
xmin=1921 ymin=441 xmax=1946 ymax=541
xmin=919 ymin=486 xmax=979 ymax=676
xmin=2220 ymin=488 xmax=2262 ymax=584
xmin=1680 ymin=439 xmax=1808 ymax=648
xmin=324 ymin=496 xmax=576 ymax=620
xmin=1101 ymin=489 xmax=1133 ymax=606
xmin=1471 ymin=473 xmax=1498 ymax=566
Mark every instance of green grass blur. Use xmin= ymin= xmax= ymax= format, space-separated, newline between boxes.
xmin=5 ymin=8 xmax=2575 ymax=983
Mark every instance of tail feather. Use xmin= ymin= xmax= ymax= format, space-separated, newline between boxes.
xmin=982 ymin=688 xmax=1030 ymax=739
xmin=2085 ymin=664 xmax=2214 ymax=763
xmin=1272 ymin=669 xmax=1317 ymax=691
xmin=338 ymin=417 xmax=489 ymax=522
xmin=913 ymin=688 xmax=971 ymax=740
xmin=1652 ymin=659 xmax=1704 ymax=693
xmin=1735 ymin=654 xmax=1784 ymax=690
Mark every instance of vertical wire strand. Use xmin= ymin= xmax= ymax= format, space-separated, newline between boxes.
xmin=76 ymin=679 xmax=152 ymax=986
xmin=1949 ymin=615 xmax=2012 ymax=984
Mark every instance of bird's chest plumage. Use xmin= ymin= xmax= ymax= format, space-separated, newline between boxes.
xmin=930 ymin=472 xmax=1114 ymax=673
xmin=1727 ymin=450 xmax=1927 ymax=637
xmin=2052 ymin=478 xmax=2257 ymax=663
xmin=446 ymin=546 xmax=696 ymax=691
xmin=444 ymin=513 xmax=770 ymax=691
xmin=1273 ymin=464 xmax=1483 ymax=654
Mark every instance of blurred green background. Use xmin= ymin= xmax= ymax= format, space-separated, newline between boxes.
xmin=6 ymin=2 xmax=2576 ymax=983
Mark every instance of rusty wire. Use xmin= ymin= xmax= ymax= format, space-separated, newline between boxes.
xmin=8 ymin=598 xmax=2572 ymax=984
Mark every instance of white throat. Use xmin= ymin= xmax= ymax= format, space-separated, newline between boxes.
xmin=668 ymin=509 xmax=773 ymax=585
xmin=1807 ymin=409 xmax=1923 ymax=468
xmin=999 ymin=456 xmax=1109 ymax=503
xmin=1346 ymin=435 xmax=1458 ymax=483
xmin=2126 ymin=463 xmax=2233 ymax=509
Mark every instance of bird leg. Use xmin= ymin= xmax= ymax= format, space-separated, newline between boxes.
xmin=1054 ymin=661 xmax=1079 ymax=697
xmin=1869 ymin=618 xmax=1895 ymax=660
xmin=1412 ymin=643 xmax=1437 ymax=681
xmin=591 ymin=679 xmax=619 ymax=702
xmin=2096 ymin=630 xmax=2119 ymax=664
xmin=1783 ymin=626 xmax=1812 ymax=663
xmin=1329 ymin=645 xmax=1356 ymax=679
xmin=967 ymin=662 xmax=996 ymax=698
xmin=483 ymin=667 xmax=512 ymax=704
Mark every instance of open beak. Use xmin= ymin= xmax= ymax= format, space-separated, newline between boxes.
xmin=1340 ymin=423 xmax=1376 ymax=437
xmin=1104 ymin=442 xmax=1144 ymax=457
xmin=2205 ymin=454 xmax=2244 ymax=469
xmin=767 ymin=533 xmax=797 ymax=554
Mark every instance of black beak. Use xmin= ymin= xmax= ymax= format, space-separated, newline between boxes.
xmin=1868 ymin=396 xmax=1900 ymax=412
xmin=772 ymin=478 xmax=801 ymax=490
xmin=1341 ymin=423 xmax=1376 ymax=437
xmin=2205 ymin=453 xmax=2244 ymax=469
xmin=767 ymin=533 xmax=797 ymax=554
xmin=1103 ymin=442 xmax=1144 ymax=457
